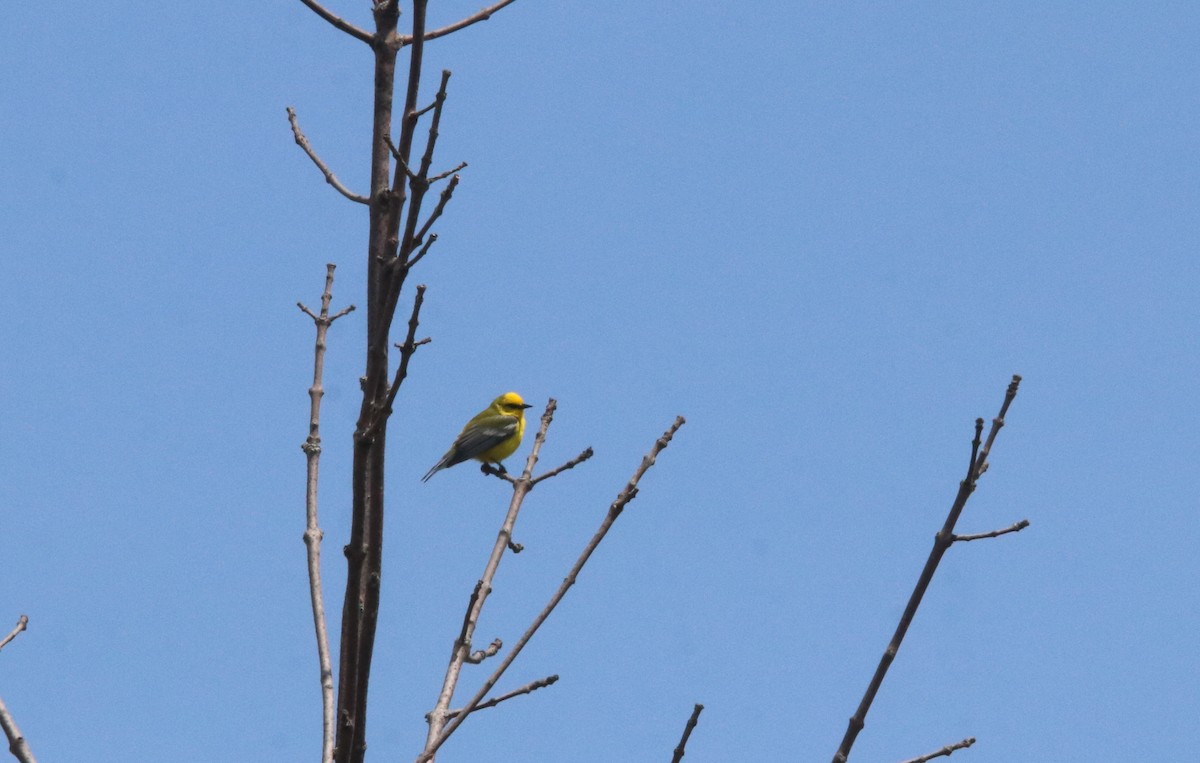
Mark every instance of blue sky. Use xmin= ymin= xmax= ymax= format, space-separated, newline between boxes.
xmin=3 ymin=1 xmax=1198 ymax=761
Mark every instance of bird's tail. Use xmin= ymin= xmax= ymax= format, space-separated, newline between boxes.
xmin=421 ymin=460 xmax=446 ymax=482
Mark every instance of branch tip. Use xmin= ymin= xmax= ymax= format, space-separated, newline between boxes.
xmin=286 ymin=107 xmax=370 ymax=204
xmin=671 ymin=703 xmax=705 ymax=763
xmin=898 ymin=736 xmax=977 ymax=763
xmin=296 ymin=0 xmax=374 ymax=43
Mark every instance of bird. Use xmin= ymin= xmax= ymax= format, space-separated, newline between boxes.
xmin=422 ymin=392 xmax=534 ymax=482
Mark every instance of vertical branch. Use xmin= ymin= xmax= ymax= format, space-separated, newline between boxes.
xmin=334 ymin=0 xmax=405 ymax=759
xmin=830 ymin=376 xmax=1022 ymax=763
xmin=296 ymin=2 xmax=514 ymax=761
xmin=299 ymin=266 xmax=355 ymax=763
xmin=422 ymin=401 xmax=559 ymax=754
xmin=398 ymin=70 xmax=452 ymax=259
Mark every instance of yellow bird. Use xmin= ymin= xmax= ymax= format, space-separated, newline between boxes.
xmin=422 ymin=392 xmax=534 ymax=482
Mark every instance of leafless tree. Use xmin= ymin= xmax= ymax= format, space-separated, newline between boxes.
xmin=289 ymin=3 xmax=685 ymax=762
xmin=0 ymin=5 xmax=1032 ymax=762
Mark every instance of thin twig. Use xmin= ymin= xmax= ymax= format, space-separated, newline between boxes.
xmin=0 ymin=617 xmax=27 ymax=654
xmin=671 ymin=704 xmax=705 ymax=763
xmin=421 ymin=400 xmax=561 ymax=757
xmin=299 ymin=264 xmax=354 ymax=763
xmin=296 ymin=0 xmax=374 ymax=44
xmin=403 ymin=0 xmax=520 ymax=44
xmin=532 ymin=447 xmax=594 ymax=486
xmin=385 ymin=136 xmax=416 ymax=178
xmin=898 ymin=736 xmax=976 ymax=763
xmin=414 ymin=69 xmax=453 ymax=184
xmin=444 ymin=675 xmax=559 ymax=721
xmin=419 ymin=416 xmax=686 ymax=762
xmin=412 ymin=174 xmax=460 ymax=250
xmin=363 ymin=285 xmax=428 ymax=438
xmin=428 ymin=161 xmax=467 ymax=184
xmin=398 ymin=70 xmax=454 ymax=259
xmin=952 ymin=520 xmax=1030 ymax=543
xmin=830 ymin=376 xmax=1022 ymax=763
xmin=465 ymin=639 xmax=502 ymax=665
xmin=406 ymin=233 xmax=439 ymax=269
xmin=287 ymin=107 xmax=370 ymax=204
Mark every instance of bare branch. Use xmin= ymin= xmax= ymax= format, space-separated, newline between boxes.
xmin=830 ymin=376 xmax=1022 ymax=763
xmin=287 ymin=108 xmax=370 ymax=204
xmin=671 ymin=704 xmax=705 ymax=763
xmin=421 ymin=401 xmax=561 ymax=756
xmin=465 ymin=638 xmax=502 ymax=665
xmin=295 ymin=0 xmax=374 ymax=44
xmin=412 ymin=174 xmax=460 ymax=249
xmin=532 ymin=447 xmax=594 ymax=486
xmin=364 ymin=285 xmax=427 ymax=438
xmin=384 ymin=135 xmax=416 ymax=178
xmin=404 ymin=0 xmax=520 ymax=44
xmin=428 ymin=161 xmax=468 ymax=184
xmin=0 ymin=616 xmax=27 ymax=654
xmin=0 ymin=696 xmax=36 ymax=763
xmin=331 ymin=0 xmax=414 ymax=758
xmin=0 ymin=618 xmax=36 ymax=763
xmin=952 ymin=519 xmax=1030 ymax=543
xmin=420 ymin=416 xmax=687 ymax=762
xmin=397 ymin=70 xmax=455 ymax=262
xmin=299 ymin=264 xmax=352 ymax=763
xmin=898 ymin=737 xmax=976 ymax=763
xmin=444 ymin=675 xmax=559 ymax=721
xmin=406 ymin=233 xmax=439 ymax=269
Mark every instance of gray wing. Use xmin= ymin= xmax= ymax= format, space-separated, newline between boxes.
xmin=447 ymin=414 xmax=519 ymax=464
xmin=422 ymin=414 xmax=520 ymax=482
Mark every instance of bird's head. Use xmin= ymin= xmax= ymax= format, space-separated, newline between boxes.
xmin=493 ymin=391 xmax=533 ymax=416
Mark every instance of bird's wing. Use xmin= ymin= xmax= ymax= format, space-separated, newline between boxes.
xmin=450 ymin=414 xmax=519 ymax=463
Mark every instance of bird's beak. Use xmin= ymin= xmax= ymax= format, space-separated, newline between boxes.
xmin=521 ymin=403 xmax=533 ymax=409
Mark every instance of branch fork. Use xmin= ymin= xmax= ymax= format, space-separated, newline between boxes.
xmin=418 ymin=414 xmax=685 ymax=763
xmin=831 ymin=376 xmax=1025 ymax=763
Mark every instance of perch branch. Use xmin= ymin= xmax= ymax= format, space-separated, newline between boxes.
xmin=898 ymin=737 xmax=976 ymax=763
xmin=420 ymin=416 xmax=686 ymax=762
xmin=421 ymin=400 xmax=561 ymax=756
xmin=671 ymin=704 xmax=705 ymax=763
xmin=299 ymin=264 xmax=353 ymax=763
xmin=830 ymin=376 xmax=1022 ymax=763
xmin=287 ymin=108 xmax=370 ymax=205
xmin=444 ymin=675 xmax=559 ymax=721
xmin=296 ymin=0 xmax=374 ymax=44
